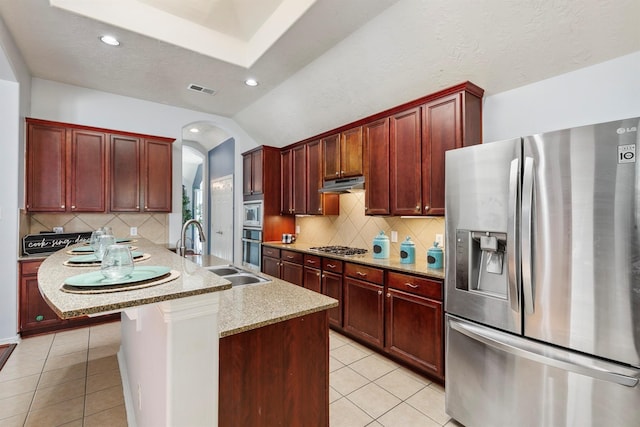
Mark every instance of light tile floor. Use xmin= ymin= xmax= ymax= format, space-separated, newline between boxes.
xmin=0 ymin=322 xmax=462 ymax=427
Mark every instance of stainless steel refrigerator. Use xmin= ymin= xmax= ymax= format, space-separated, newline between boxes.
xmin=444 ymin=117 xmax=640 ymax=427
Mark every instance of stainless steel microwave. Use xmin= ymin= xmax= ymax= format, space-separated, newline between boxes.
xmin=242 ymin=201 xmax=263 ymax=229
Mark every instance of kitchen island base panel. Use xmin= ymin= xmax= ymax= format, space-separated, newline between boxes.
xmin=119 ymin=292 xmax=221 ymax=427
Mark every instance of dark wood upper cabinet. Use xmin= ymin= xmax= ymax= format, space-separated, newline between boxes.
xmin=26 ymin=118 xmax=173 ymax=214
xmin=280 ymin=148 xmax=292 ymax=214
xmin=322 ymin=127 xmax=363 ymax=180
xmin=110 ymin=135 xmax=141 ymax=212
xmin=390 ymin=107 xmax=423 ymax=216
xmin=363 ymin=118 xmax=390 ymax=215
xmin=422 ymin=89 xmax=482 ymax=215
xmin=306 ymin=140 xmax=338 ymax=215
xmin=340 ymin=126 xmax=364 ymax=178
xmin=292 ymin=145 xmax=307 ymax=214
xmin=243 ymin=149 xmax=263 ymax=196
xmin=69 ymin=129 xmax=107 ymax=212
xmin=26 ymin=121 xmax=67 ymax=212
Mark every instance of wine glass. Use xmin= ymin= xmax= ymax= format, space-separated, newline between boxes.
xmin=89 ymin=230 xmax=105 ymax=252
xmin=101 ymin=245 xmax=134 ymax=281
xmin=95 ymin=234 xmax=116 ymax=261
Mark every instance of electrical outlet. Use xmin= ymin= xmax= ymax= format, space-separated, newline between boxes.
xmin=295 ymin=225 xmax=300 ymax=234
xmin=435 ymin=234 xmax=444 ymax=247
xmin=391 ymin=231 xmax=398 ymax=242
xmin=130 ymin=227 xmax=138 ymax=236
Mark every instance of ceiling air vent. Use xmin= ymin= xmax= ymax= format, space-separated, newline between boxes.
xmin=187 ymin=83 xmax=216 ymax=95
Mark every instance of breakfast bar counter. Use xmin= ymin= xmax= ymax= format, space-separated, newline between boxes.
xmin=37 ymin=239 xmax=337 ymax=427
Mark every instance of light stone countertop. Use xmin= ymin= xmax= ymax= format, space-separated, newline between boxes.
xmin=37 ymin=241 xmax=338 ymax=338
xmin=262 ymin=242 xmax=446 ymax=280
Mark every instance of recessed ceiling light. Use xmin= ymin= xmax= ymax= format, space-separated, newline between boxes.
xmin=189 ymin=127 xmax=200 ymax=133
xmin=245 ymin=79 xmax=259 ymax=87
xmin=100 ymin=35 xmax=120 ymax=46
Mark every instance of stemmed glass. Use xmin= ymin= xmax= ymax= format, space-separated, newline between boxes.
xmin=89 ymin=230 xmax=105 ymax=253
xmin=101 ymin=245 xmax=134 ymax=281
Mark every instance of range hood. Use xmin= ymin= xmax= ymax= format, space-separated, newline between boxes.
xmin=319 ymin=176 xmax=365 ymax=193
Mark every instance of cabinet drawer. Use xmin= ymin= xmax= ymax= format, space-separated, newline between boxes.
xmin=388 ymin=271 xmax=442 ymax=300
xmin=304 ymin=254 xmax=321 ymax=269
xmin=345 ymin=263 xmax=384 ymax=285
xmin=281 ymin=250 xmax=303 ymax=264
xmin=322 ymin=258 xmax=343 ymax=273
xmin=262 ymin=246 xmax=280 ymax=258
xmin=21 ymin=260 xmax=43 ymax=276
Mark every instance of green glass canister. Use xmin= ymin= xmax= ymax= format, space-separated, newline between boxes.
xmin=400 ymin=236 xmax=415 ymax=264
xmin=372 ymin=231 xmax=390 ymax=259
xmin=427 ymin=241 xmax=443 ymax=269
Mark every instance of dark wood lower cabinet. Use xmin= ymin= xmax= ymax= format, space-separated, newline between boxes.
xmin=19 ymin=259 xmax=120 ymax=336
xmin=322 ymin=271 xmax=343 ymax=327
xmin=219 ymin=310 xmax=329 ymax=427
xmin=385 ymin=288 xmax=443 ymax=379
xmin=304 ymin=267 xmax=322 ymax=293
xmin=343 ymin=277 xmax=384 ymax=348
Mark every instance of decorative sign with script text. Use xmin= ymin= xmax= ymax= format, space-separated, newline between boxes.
xmin=22 ymin=232 xmax=92 ymax=255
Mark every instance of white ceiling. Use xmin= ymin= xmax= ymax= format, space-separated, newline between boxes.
xmin=0 ymin=0 xmax=639 ymax=149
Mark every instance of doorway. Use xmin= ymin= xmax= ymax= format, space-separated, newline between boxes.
xmin=210 ymin=175 xmax=233 ymax=261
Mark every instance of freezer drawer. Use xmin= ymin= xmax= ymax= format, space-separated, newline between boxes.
xmin=445 ymin=315 xmax=640 ymax=427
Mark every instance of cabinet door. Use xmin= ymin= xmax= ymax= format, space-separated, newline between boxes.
xmin=143 ymin=138 xmax=172 ymax=212
xmin=19 ymin=261 xmax=63 ymax=333
xmin=282 ymin=261 xmax=303 ymax=287
xmin=251 ymin=149 xmax=264 ymax=195
xmin=242 ymin=153 xmax=252 ymax=196
xmin=303 ymin=267 xmax=322 ymax=293
xmin=321 ymin=133 xmax=341 ymax=180
xmin=280 ymin=149 xmax=292 ymax=214
xmin=262 ymin=256 xmax=281 ymax=278
xmin=422 ymin=93 xmax=461 ymax=215
xmin=110 ymin=135 xmax=141 ymax=211
xmin=340 ymin=126 xmax=363 ymax=177
xmin=322 ymin=271 xmax=343 ymax=327
xmin=390 ymin=108 xmax=422 ymax=215
xmin=26 ymin=122 xmax=67 ymax=212
xmin=363 ymin=118 xmax=390 ymax=215
xmin=343 ymin=277 xmax=384 ymax=347
xmin=306 ymin=140 xmax=323 ymax=214
xmin=386 ymin=288 xmax=443 ymax=378
xmin=292 ymin=145 xmax=306 ymax=214
xmin=70 ymin=129 xmax=107 ymax=212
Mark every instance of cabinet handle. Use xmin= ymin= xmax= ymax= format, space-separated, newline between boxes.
xmin=307 ymin=260 xmax=316 ymax=264
xmin=405 ymin=283 xmax=419 ymax=289
xmin=327 ymin=263 xmax=336 ymax=268
xmin=287 ymin=255 xmax=294 ymax=259
xmin=378 ymin=290 xmax=382 ymax=296
xmin=356 ymin=271 xmax=367 ymax=277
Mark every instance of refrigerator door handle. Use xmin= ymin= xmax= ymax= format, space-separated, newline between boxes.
xmin=521 ymin=157 xmax=535 ymax=314
xmin=507 ymin=158 xmax=520 ymax=312
xmin=449 ymin=317 xmax=640 ymax=388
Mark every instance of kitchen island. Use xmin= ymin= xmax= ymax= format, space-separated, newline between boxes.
xmin=38 ymin=239 xmax=337 ymax=427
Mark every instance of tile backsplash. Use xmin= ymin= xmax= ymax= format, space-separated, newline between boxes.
xmin=24 ymin=212 xmax=169 ymax=244
xmin=295 ymin=192 xmax=445 ymax=262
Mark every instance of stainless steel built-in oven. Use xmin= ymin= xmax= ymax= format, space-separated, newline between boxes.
xmin=242 ymin=201 xmax=263 ymax=229
xmin=241 ymin=228 xmax=262 ymax=270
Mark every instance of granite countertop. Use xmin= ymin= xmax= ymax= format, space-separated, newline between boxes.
xmin=37 ymin=242 xmax=338 ymax=338
xmin=262 ymin=242 xmax=446 ymax=280
xmin=184 ymin=255 xmax=338 ymax=338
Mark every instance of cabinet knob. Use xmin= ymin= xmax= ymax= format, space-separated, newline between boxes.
xmin=424 ymin=205 xmax=429 ymax=211
xmin=61 ymin=205 xmax=65 ymax=209
xmin=335 ymin=172 xmax=339 ymax=176
xmin=387 ymin=293 xmax=391 ymax=298
xmin=316 ymin=272 xmax=320 ymax=277
xmin=71 ymin=205 xmax=76 ymax=209
xmin=136 ymin=205 xmax=139 ymax=209
xmin=415 ymin=205 xmax=420 ymax=210
xmin=378 ymin=290 xmax=382 ymax=296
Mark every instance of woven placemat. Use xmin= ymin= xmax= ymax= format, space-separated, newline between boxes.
xmin=63 ymin=253 xmax=151 ymax=267
xmin=66 ymin=246 xmax=138 ymax=255
xmin=60 ymin=269 xmax=181 ymax=294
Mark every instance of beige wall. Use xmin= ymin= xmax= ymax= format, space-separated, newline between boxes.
xmin=24 ymin=212 xmax=169 ymax=244
xmin=295 ymin=192 xmax=445 ymax=263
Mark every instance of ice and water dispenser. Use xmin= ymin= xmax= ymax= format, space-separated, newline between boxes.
xmin=455 ymin=230 xmax=509 ymax=299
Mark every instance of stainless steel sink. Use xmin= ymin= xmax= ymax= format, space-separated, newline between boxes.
xmin=205 ymin=265 xmax=270 ymax=287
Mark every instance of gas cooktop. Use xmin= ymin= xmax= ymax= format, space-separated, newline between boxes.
xmin=309 ymin=246 xmax=368 ymax=256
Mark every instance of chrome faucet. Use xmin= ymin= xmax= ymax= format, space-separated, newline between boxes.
xmin=178 ymin=219 xmax=206 ymax=257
